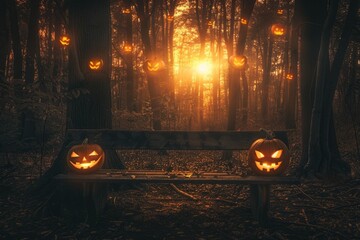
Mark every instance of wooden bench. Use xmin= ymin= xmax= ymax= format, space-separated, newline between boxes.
xmin=54 ymin=129 xmax=299 ymax=224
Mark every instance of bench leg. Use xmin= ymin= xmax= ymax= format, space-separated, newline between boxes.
xmin=250 ymin=184 xmax=270 ymax=225
xmin=82 ymin=183 xmax=108 ymax=224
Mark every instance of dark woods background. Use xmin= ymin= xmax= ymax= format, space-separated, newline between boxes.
xmin=0 ymin=0 xmax=359 ymax=178
xmin=0 ymin=0 xmax=360 ymax=239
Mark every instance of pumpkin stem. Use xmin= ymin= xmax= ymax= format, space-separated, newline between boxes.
xmin=82 ymin=138 xmax=89 ymax=144
xmin=260 ymin=128 xmax=274 ymax=139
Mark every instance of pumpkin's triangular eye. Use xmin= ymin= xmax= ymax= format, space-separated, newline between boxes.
xmin=71 ymin=152 xmax=80 ymax=157
xmin=255 ymin=150 xmax=265 ymax=159
xmin=89 ymin=150 xmax=98 ymax=156
xmin=271 ymin=150 xmax=283 ymax=158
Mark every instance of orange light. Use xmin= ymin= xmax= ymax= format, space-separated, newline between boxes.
xmin=196 ymin=61 xmax=212 ymax=75
xmin=144 ymin=58 xmax=165 ymax=73
xmin=59 ymin=35 xmax=70 ymax=46
xmin=271 ymin=23 xmax=285 ymax=36
xmin=88 ymin=58 xmax=103 ymax=71
xmin=229 ymin=55 xmax=247 ymax=69
xmin=123 ymin=44 xmax=132 ymax=53
xmin=167 ymin=15 xmax=174 ymax=21
xmin=122 ymin=8 xmax=131 ymax=14
xmin=207 ymin=20 xmax=214 ymax=27
xmin=286 ymin=73 xmax=294 ymax=80
xmin=277 ymin=9 xmax=284 ymax=15
xmin=240 ymin=18 xmax=248 ymax=25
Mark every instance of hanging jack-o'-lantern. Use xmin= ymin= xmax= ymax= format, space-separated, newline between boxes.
xmin=248 ymin=131 xmax=290 ymax=175
xmin=229 ymin=55 xmax=247 ymax=69
xmin=67 ymin=139 xmax=105 ymax=173
xmin=271 ymin=23 xmax=286 ymax=36
xmin=277 ymin=9 xmax=284 ymax=15
xmin=286 ymin=73 xmax=294 ymax=80
xmin=88 ymin=58 xmax=104 ymax=71
xmin=59 ymin=35 xmax=71 ymax=46
xmin=122 ymin=8 xmax=131 ymax=14
xmin=167 ymin=15 xmax=174 ymax=21
xmin=144 ymin=58 xmax=165 ymax=73
xmin=240 ymin=18 xmax=248 ymax=25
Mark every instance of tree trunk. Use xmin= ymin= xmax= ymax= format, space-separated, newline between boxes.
xmin=236 ymin=0 xmax=255 ymax=126
xmin=261 ymin=36 xmax=273 ymax=122
xmin=226 ymin=0 xmax=256 ymax=132
xmin=0 ymin=0 xmax=9 ymax=85
xmin=306 ymin=0 xmax=357 ymax=178
xmin=298 ymin=0 xmax=327 ymax=170
xmin=124 ymin=0 xmax=135 ymax=112
xmin=168 ymin=0 xmax=177 ymax=111
xmin=67 ymin=0 xmax=113 ymax=129
xmin=32 ymin=0 xmax=124 ymax=223
xmin=221 ymin=0 xmax=235 ymax=127
xmin=52 ymin=3 xmax=61 ymax=93
xmin=195 ymin=0 xmax=214 ymax=129
xmin=25 ymin=0 xmax=40 ymax=84
xmin=8 ymin=0 xmax=22 ymax=80
xmin=285 ymin=0 xmax=299 ymax=129
xmin=22 ymin=0 xmax=40 ymax=140
xmin=136 ymin=0 xmax=163 ymax=130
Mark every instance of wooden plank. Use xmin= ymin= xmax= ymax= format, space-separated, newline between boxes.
xmin=65 ymin=130 xmax=289 ymax=150
xmin=54 ymin=173 xmax=299 ymax=185
xmin=95 ymin=169 xmax=234 ymax=176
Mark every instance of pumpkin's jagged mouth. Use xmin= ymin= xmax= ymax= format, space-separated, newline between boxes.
xmin=255 ymin=161 xmax=282 ymax=172
xmin=70 ymin=157 xmax=102 ymax=170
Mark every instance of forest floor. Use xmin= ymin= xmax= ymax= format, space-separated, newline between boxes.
xmin=0 ymin=127 xmax=360 ymax=240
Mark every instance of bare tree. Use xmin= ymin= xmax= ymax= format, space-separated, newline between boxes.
xmin=305 ymin=0 xmax=358 ymax=178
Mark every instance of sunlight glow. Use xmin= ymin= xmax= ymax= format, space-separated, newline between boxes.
xmin=196 ymin=61 xmax=212 ymax=75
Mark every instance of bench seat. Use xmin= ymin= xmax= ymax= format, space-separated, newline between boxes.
xmin=55 ymin=170 xmax=299 ymax=184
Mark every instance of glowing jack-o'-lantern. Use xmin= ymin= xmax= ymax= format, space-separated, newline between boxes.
xmin=167 ymin=15 xmax=174 ymax=21
xmin=277 ymin=9 xmax=284 ymax=15
xmin=240 ymin=18 xmax=248 ymax=25
xmin=271 ymin=23 xmax=285 ymax=36
xmin=59 ymin=35 xmax=70 ymax=46
xmin=122 ymin=8 xmax=131 ymax=14
xmin=229 ymin=55 xmax=247 ymax=69
xmin=144 ymin=58 xmax=165 ymax=73
xmin=207 ymin=20 xmax=214 ymax=27
xmin=123 ymin=44 xmax=132 ymax=53
xmin=66 ymin=140 xmax=105 ymax=173
xmin=248 ymin=133 xmax=289 ymax=175
xmin=286 ymin=73 xmax=294 ymax=80
xmin=88 ymin=58 xmax=104 ymax=71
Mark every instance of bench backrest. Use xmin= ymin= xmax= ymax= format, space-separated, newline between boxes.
xmin=65 ymin=130 xmax=288 ymax=150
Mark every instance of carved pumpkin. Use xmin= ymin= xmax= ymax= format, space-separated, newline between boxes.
xmin=167 ymin=15 xmax=174 ymax=21
xmin=122 ymin=8 xmax=131 ymax=14
xmin=229 ymin=55 xmax=247 ymax=69
xmin=59 ymin=35 xmax=70 ymax=46
xmin=123 ymin=44 xmax=132 ymax=53
xmin=88 ymin=58 xmax=104 ymax=71
xmin=248 ymin=133 xmax=289 ymax=175
xmin=207 ymin=20 xmax=214 ymax=27
xmin=240 ymin=18 xmax=248 ymax=25
xmin=271 ymin=23 xmax=285 ymax=36
xmin=277 ymin=9 xmax=284 ymax=15
xmin=286 ymin=73 xmax=294 ymax=80
xmin=67 ymin=140 xmax=105 ymax=173
xmin=144 ymin=58 xmax=165 ymax=73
